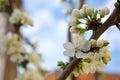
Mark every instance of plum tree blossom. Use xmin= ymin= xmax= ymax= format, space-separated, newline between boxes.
xmin=59 ymin=35 xmax=111 ymax=75
xmin=58 ymin=4 xmax=112 ymax=77
xmin=63 ymin=35 xmax=91 ymax=58
xmin=0 ymin=1 xmax=45 ymax=80
xmin=69 ymin=5 xmax=110 ymax=34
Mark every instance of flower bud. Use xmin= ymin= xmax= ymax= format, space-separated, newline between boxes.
xmin=72 ymin=9 xmax=80 ymax=18
xmin=90 ymin=39 xmax=96 ymax=48
xmin=97 ymin=40 xmax=104 ymax=48
xmin=79 ymin=9 xmax=86 ymax=18
xmin=82 ymin=4 xmax=89 ymax=10
xmin=86 ymin=7 xmax=94 ymax=16
xmin=99 ymin=7 xmax=110 ymax=17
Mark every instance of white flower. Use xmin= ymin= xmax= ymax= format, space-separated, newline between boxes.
xmin=29 ymin=53 xmax=40 ymax=66
xmin=99 ymin=7 xmax=110 ymax=17
xmin=9 ymin=9 xmax=34 ymax=26
xmin=63 ymin=35 xmax=91 ymax=58
xmin=72 ymin=9 xmax=80 ymax=18
xmin=73 ymin=35 xmax=91 ymax=52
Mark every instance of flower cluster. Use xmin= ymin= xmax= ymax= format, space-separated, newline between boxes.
xmin=0 ymin=32 xmax=26 ymax=62
xmin=0 ymin=32 xmax=43 ymax=79
xmin=58 ymin=35 xmax=111 ymax=76
xmin=9 ymin=9 xmax=33 ymax=27
xmin=69 ymin=5 xmax=110 ymax=34
xmin=0 ymin=32 xmax=40 ymax=67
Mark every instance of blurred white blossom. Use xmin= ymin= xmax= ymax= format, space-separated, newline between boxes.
xmin=0 ymin=32 xmax=26 ymax=62
xmin=9 ymin=9 xmax=34 ymax=26
xmin=28 ymin=53 xmax=40 ymax=67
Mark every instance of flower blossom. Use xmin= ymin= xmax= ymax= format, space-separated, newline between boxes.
xmin=9 ymin=9 xmax=33 ymax=26
xmin=63 ymin=35 xmax=91 ymax=59
xmin=0 ymin=32 xmax=26 ymax=62
xmin=28 ymin=53 xmax=40 ymax=67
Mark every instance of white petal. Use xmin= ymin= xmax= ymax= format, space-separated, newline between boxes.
xmin=63 ymin=50 xmax=75 ymax=57
xmin=63 ymin=42 xmax=74 ymax=50
xmin=76 ymin=51 xmax=87 ymax=59
xmin=81 ymin=40 xmax=91 ymax=51
xmin=73 ymin=35 xmax=84 ymax=48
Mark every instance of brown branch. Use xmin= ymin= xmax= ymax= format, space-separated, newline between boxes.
xmin=90 ymin=6 xmax=120 ymax=40
xmin=58 ymin=3 xmax=120 ymax=80
xmin=78 ymin=0 xmax=85 ymax=9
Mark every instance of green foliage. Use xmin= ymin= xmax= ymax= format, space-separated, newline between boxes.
xmin=57 ymin=61 xmax=67 ymax=70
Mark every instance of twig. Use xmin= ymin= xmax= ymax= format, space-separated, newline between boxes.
xmin=78 ymin=0 xmax=85 ymax=9
xmin=58 ymin=2 xmax=120 ymax=80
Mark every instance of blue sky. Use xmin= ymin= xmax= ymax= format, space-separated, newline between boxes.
xmin=21 ymin=0 xmax=120 ymax=73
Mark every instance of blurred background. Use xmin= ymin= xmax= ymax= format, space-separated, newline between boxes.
xmin=0 ymin=0 xmax=120 ymax=80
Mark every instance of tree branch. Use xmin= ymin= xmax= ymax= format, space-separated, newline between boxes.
xmin=78 ymin=0 xmax=85 ymax=9
xmin=58 ymin=3 xmax=120 ymax=80
xmin=90 ymin=6 xmax=120 ymax=40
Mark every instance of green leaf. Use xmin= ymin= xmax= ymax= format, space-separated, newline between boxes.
xmin=57 ymin=61 xmax=67 ymax=70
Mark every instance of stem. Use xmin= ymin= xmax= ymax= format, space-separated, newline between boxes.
xmin=58 ymin=4 xmax=120 ymax=80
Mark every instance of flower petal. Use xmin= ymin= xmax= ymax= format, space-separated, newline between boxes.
xmin=81 ymin=40 xmax=91 ymax=51
xmin=63 ymin=42 xmax=74 ymax=50
xmin=76 ymin=51 xmax=87 ymax=59
xmin=63 ymin=50 xmax=75 ymax=57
